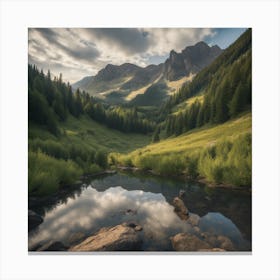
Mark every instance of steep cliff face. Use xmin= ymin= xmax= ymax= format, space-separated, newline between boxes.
xmin=163 ymin=42 xmax=222 ymax=81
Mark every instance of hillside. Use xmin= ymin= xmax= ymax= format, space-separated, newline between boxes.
xmin=72 ymin=42 xmax=222 ymax=105
xmin=159 ymin=29 xmax=251 ymax=136
xmin=113 ymin=112 xmax=252 ymax=186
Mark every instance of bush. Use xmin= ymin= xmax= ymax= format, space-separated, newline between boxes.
xmin=154 ymin=154 xmax=185 ymax=176
xmin=95 ymin=150 xmax=108 ymax=169
xmin=28 ymin=150 xmax=82 ymax=196
xmin=84 ymin=163 xmax=102 ymax=174
xmin=185 ymin=155 xmax=199 ymax=179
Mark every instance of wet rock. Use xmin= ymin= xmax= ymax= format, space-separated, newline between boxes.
xmin=28 ymin=210 xmax=43 ymax=231
xmin=217 ymin=235 xmax=234 ymax=251
xmin=193 ymin=226 xmax=201 ymax=234
xmin=171 ymin=233 xmax=211 ymax=251
xmin=201 ymin=232 xmax=234 ymax=251
xmin=179 ymin=190 xmax=186 ymax=198
xmin=69 ymin=224 xmax=143 ymax=251
xmin=187 ymin=213 xmax=200 ymax=226
xmin=37 ymin=241 xmax=68 ymax=251
xmin=173 ymin=197 xmax=189 ymax=220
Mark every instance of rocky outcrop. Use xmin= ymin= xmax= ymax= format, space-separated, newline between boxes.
xmin=173 ymin=197 xmax=189 ymax=220
xmin=69 ymin=223 xmax=143 ymax=251
xmin=28 ymin=210 xmax=43 ymax=231
xmin=201 ymin=232 xmax=234 ymax=251
xmin=171 ymin=233 xmax=211 ymax=251
xmin=73 ymin=41 xmax=222 ymax=99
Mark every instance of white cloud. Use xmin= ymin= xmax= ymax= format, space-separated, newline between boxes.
xmin=28 ymin=28 xmax=216 ymax=83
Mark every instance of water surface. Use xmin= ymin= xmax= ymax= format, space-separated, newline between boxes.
xmin=29 ymin=172 xmax=251 ymax=251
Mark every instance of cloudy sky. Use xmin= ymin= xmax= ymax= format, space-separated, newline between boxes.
xmin=28 ymin=28 xmax=247 ymax=84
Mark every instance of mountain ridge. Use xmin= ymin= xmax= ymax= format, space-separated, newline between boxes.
xmin=72 ymin=41 xmax=222 ymax=104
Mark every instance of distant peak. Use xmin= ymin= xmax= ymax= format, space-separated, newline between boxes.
xmin=211 ymin=44 xmax=222 ymax=50
xmin=195 ymin=41 xmax=209 ymax=47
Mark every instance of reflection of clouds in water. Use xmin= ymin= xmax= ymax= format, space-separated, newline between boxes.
xmin=29 ymin=186 xmax=191 ymax=249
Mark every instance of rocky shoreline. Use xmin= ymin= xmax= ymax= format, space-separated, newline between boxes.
xmin=29 ymin=190 xmax=236 ymax=252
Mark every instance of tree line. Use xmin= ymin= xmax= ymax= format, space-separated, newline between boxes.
xmin=28 ymin=64 xmax=154 ymax=136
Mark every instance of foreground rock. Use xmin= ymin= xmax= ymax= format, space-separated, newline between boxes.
xmin=37 ymin=241 xmax=68 ymax=251
xmin=171 ymin=233 xmax=211 ymax=251
xmin=28 ymin=210 xmax=43 ymax=231
xmin=173 ymin=197 xmax=189 ymax=220
xmin=201 ymin=232 xmax=235 ymax=251
xmin=187 ymin=213 xmax=200 ymax=226
xmin=69 ymin=223 xmax=143 ymax=251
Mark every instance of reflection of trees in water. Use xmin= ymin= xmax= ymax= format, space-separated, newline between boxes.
xmin=29 ymin=172 xmax=251 ymax=247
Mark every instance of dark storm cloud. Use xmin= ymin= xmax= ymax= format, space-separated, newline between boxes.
xmin=86 ymin=28 xmax=150 ymax=55
xmin=35 ymin=28 xmax=100 ymax=63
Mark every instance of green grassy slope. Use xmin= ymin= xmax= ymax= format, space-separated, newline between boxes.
xmin=29 ymin=115 xmax=150 ymax=195
xmin=29 ymin=115 xmax=150 ymax=154
xmin=113 ymin=112 xmax=251 ymax=186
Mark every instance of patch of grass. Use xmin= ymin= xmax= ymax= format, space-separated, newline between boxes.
xmin=114 ymin=113 xmax=252 ymax=186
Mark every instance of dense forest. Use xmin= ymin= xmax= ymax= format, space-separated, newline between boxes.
xmin=28 ymin=65 xmax=154 ymax=135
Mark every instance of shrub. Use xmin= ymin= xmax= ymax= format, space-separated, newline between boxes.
xmin=28 ymin=150 xmax=82 ymax=196
xmin=95 ymin=150 xmax=108 ymax=169
xmin=154 ymin=154 xmax=185 ymax=176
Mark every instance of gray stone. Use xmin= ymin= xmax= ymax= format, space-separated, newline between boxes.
xmin=173 ymin=197 xmax=189 ymax=220
xmin=171 ymin=233 xmax=211 ymax=251
xmin=69 ymin=224 xmax=142 ymax=251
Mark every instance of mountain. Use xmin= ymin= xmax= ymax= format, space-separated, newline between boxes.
xmin=72 ymin=42 xmax=222 ymax=105
xmin=161 ymin=28 xmax=252 ymax=136
xmin=164 ymin=42 xmax=222 ymax=80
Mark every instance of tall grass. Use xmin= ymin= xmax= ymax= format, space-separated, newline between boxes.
xmin=198 ymin=133 xmax=251 ymax=185
xmin=113 ymin=132 xmax=251 ymax=187
xmin=28 ymin=150 xmax=83 ymax=196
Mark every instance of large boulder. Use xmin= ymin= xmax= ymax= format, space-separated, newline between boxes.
xmin=173 ymin=197 xmax=189 ymax=220
xmin=201 ymin=232 xmax=234 ymax=251
xmin=216 ymin=235 xmax=234 ymax=251
xmin=171 ymin=233 xmax=211 ymax=251
xmin=69 ymin=223 xmax=143 ymax=251
xmin=28 ymin=210 xmax=43 ymax=231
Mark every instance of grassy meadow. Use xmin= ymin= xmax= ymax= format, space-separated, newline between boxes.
xmin=112 ymin=112 xmax=252 ymax=186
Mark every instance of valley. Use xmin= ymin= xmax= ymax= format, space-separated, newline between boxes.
xmin=28 ymin=28 xmax=252 ymax=252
